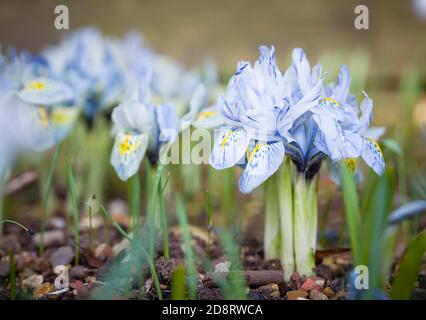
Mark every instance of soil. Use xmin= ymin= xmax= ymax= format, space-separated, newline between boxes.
xmin=0 ymin=214 xmax=424 ymax=300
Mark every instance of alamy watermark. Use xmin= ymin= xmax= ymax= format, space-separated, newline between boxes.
xmin=354 ymin=5 xmax=369 ymax=30
xmin=54 ymin=5 xmax=69 ymax=30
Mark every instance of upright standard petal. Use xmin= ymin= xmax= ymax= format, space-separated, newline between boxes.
xmin=111 ymin=131 xmax=149 ymax=181
xmin=333 ymin=65 xmax=351 ymax=102
xmin=209 ymin=127 xmax=249 ymax=169
xmin=355 ymin=92 xmax=373 ymax=135
xmin=361 ymin=138 xmax=385 ymax=175
xmin=291 ymin=48 xmax=313 ymax=95
xmin=239 ymin=141 xmax=285 ymax=193
xmin=156 ymin=103 xmax=181 ymax=144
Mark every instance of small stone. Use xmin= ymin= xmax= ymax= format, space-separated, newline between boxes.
xmin=253 ymin=283 xmax=281 ymax=300
xmin=0 ymin=256 xmax=9 ymax=277
xmin=286 ymin=290 xmax=308 ymax=300
xmin=112 ymin=238 xmax=130 ymax=257
xmin=33 ymin=282 xmax=55 ymax=299
xmin=15 ymin=251 xmax=36 ymax=272
xmin=30 ymin=257 xmax=50 ymax=274
xmin=49 ymin=246 xmax=74 ymax=267
xmin=32 ymin=230 xmax=65 ymax=247
xmin=323 ymin=286 xmax=335 ymax=298
xmin=22 ymin=275 xmax=44 ymax=293
xmin=214 ymin=261 xmax=231 ymax=273
xmin=95 ymin=243 xmax=113 ymax=260
xmin=0 ymin=235 xmax=21 ymax=252
xmin=19 ymin=268 xmax=37 ymax=279
xmin=47 ymin=217 xmax=66 ymax=230
xmin=301 ymin=277 xmax=322 ymax=292
xmin=70 ymin=265 xmax=88 ymax=279
xmin=290 ymin=272 xmax=303 ymax=289
xmin=79 ymin=215 xmax=103 ymax=232
xmin=313 ymin=277 xmax=325 ymax=288
xmin=309 ymin=289 xmax=328 ymax=300
xmin=85 ymin=276 xmax=96 ymax=283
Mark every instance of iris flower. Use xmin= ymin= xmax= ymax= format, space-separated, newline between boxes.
xmin=286 ymin=49 xmax=385 ymax=179
xmin=42 ymin=28 xmax=128 ymax=121
xmin=210 ymin=46 xmax=322 ymax=193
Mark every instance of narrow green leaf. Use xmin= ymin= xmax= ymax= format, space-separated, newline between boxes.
xmin=340 ymin=164 xmax=362 ymax=266
xmin=171 ymin=264 xmax=186 ymax=300
xmin=39 ymin=143 xmax=62 ymax=256
xmin=175 ymin=194 xmax=197 ymax=300
xmin=67 ymin=162 xmax=80 ymax=265
xmin=390 ymin=231 xmax=426 ymax=300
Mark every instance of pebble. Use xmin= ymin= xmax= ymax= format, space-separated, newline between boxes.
xmin=112 ymin=238 xmax=130 ymax=257
xmin=309 ymin=289 xmax=328 ymax=300
xmin=214 ymin=261 xmax=231 ymax=273
xmin=323 ymin=286 xmax=335 ymax=298
xmin=255 ymin=283 xmax=281 ymax=300
xmin=32 ymin=230 xmax=65 ymax=247
xmin=21 ymin=275 xmax=43 ymax=293
xmin=301 ymin=277 xmax=322 ymax=292
xmin=286 ymin=290 xmax=308 ymax=300
xmin=70 ymin=265 xmax=89 ymax=279
xmin=49 ymin=246 xmax=74 ymax=267
xmin=30 ymin=257 xmax=50 ymax=274
xmin=0 ymin=257 xmax=9 ymax=277
xmin=95 ymin=243 xmax=113 ymax=260
xmin=33 ymin=282 xmax=55 ymax=299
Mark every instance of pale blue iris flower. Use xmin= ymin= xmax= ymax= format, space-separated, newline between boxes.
xmin=110 ymin=86 xmax=182 ymax=181
xmin=210 ymin=46 xmax=322 ymax=193
xmin=42 ymin=28 xmax=128 ymax=121
xmin=0 ymin=48 xmax=76 ymax=151
xmin=289 ymin=49 xmax=385 ymax=178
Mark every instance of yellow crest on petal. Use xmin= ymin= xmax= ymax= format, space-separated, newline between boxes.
xmin=27 ymin=81 xmax=46 ymax=91
xmin=197 ymin=110 xmax=216 ymax=121
xmin=248 ymin=143 xmax=265 ymax=162
xmin=368 ymin=138 xmax=383 ymax=156
xmin=221 ymin=130 xmax=232 ymax=149
xmin=343 ymin=158 xmax=357 ymax=173
xmin=119 ymin=134 xmax=141 ymax=155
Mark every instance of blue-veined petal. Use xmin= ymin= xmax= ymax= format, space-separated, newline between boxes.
xmin=361 ymin=137 xmax=385 ymax=175
xmin=111 ymin=131 xmax=149 ymax=181
xmin=310 ymin=97 xmax=345 ymax=121
xmin=355 ymin=92 xmax=373 ymax=134
xmin=217 ymin=95 xmax=241 ymax=123
xmin=111 ymin=100 xmax=152 ymax=133
xmin=156 ymin=103 xmax=180 ymax=144
xmin=209 ymin=127 xmax=249 ymax=169
xmin=334 ymin=65 xmax=351 ymax=102
xmin=291 ymin=48 xmax=312 ymax=95
xmin=180 ymin=83 xmax=207 ymax=127
xmin=313 ymin=113 xmax=363 ymax=160
xmin=364 ymin=126 xmax=385 ymax=140
xmin=239 ymin=141 xmax=285 ymax=193
xmin=18 ymin=78 xmax=74 ymax=106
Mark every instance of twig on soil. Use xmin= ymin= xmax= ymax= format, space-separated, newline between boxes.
xmin=3 ymin=171 xmax=39 ymax=196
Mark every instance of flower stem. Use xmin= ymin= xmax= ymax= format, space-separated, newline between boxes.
xmin=293 ymin=174 xmax=317 ymax=277
xmin=264 ymin=173 xmax=281 ymax=260
xmin=277 ymin=158 xmax=294 ymax=281
xmin=128 ymin=172 xmax=141 ymax=230
xmin=39 ymin=143 xmax=62 ymax=256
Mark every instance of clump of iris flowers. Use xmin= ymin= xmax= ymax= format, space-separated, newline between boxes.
xmin=209 ymin=46 xmax=385 ymax=279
